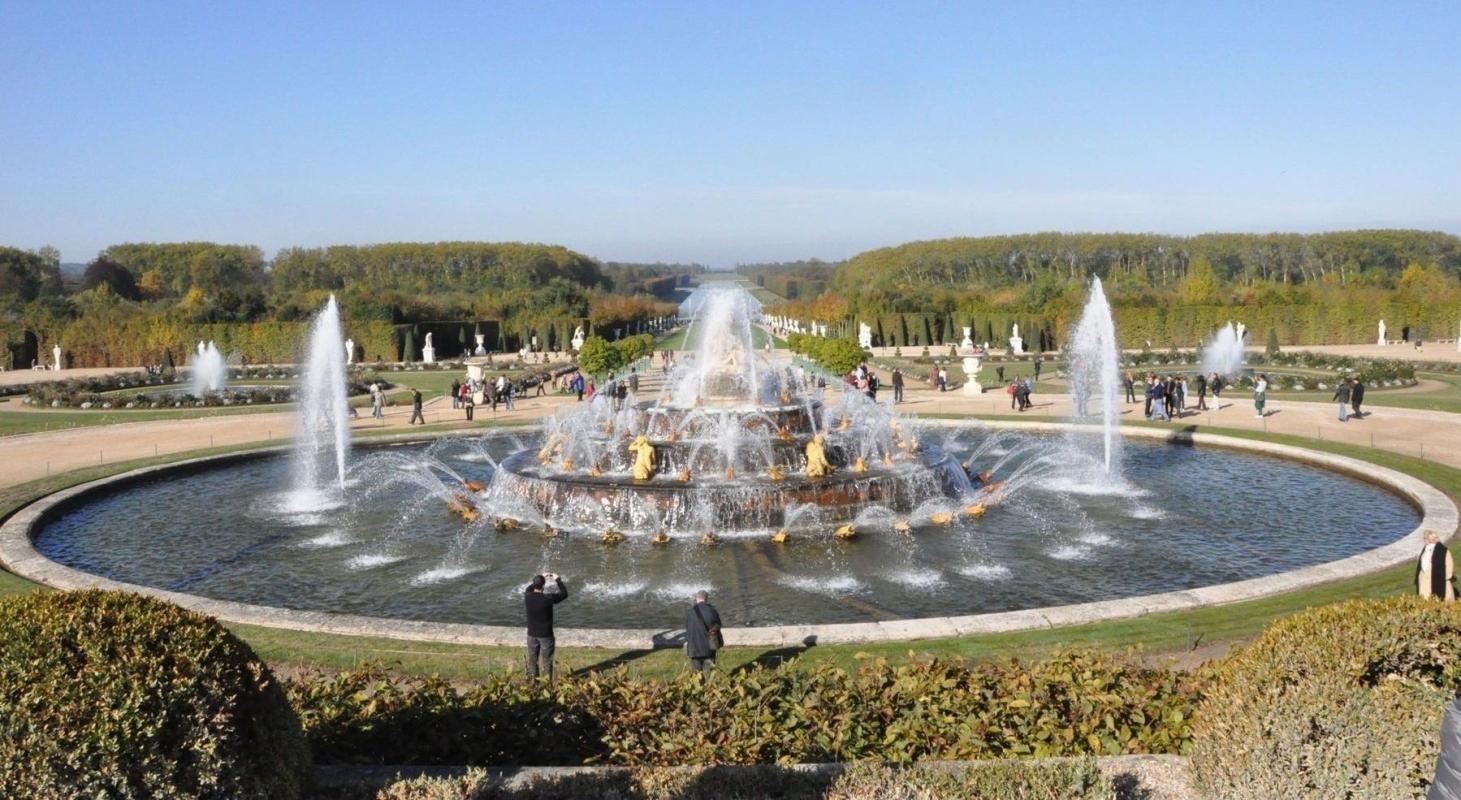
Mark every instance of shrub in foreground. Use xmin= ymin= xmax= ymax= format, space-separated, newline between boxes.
xmin=290 ymin=650 xmax=1203 ymax=767
xmin=317 ymin=759 xmax=1110 ymax=799
xmin=0 ymin=590 xmax=311 ymax=800
xmin=1191 ymin=597 xmax=1461 ymax=799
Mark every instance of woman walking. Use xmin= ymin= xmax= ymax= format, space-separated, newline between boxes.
xmin=1253 ymin=373 xmax=1268 ymax=418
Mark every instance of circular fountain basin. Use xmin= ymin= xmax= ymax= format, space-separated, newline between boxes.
xmin=5 ymin=424 xmax=1450 ymax=647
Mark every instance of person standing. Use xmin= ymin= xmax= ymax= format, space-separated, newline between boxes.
xmin=628 ymin=368 xmax=639 ymax=395
xmin=1123 ymin=371 xmax=1136 ymax=404
xmin=1333 ymin=378 xmax=1352 ymax=422
xmin=996 ymin=364 xmax=1005 ymax=384
xmin=408 ymin=387 xmax=425 ymax=425
xmin=1033 ymin=358 xmax=1043 ymax=382
xmin=684 ymin=590 xmax=723 ymax=674
xmin=463 ymin=385 xmax=475 ymax=421
xmin=1194 ymin=372 xmax=1208 ymax=411
xmin=450 ymin=379 xmax=461 ymax=409
xmin=369 ymin=382 xmax=385 ymax=419
xmin=1417 ymin=531 xmax=1455 ymax=601
xmin=1210 ymin=373 xmax=1224 ymax=406
xmin=1350 ymin=378 xmax=1366 ymax=419
xmin=574 ymin=371 xmax=585 ymax=402
xmin=1143 ymin=374 xmax=1154 ymax=418
xmin=1253 ymin=373 xmax=1268 ymax=418
xmin=891 ymin=367 xmax=905 ymax=404
xmin=1176 ymin=376 xmax=1188 ymax=417
xmin=1149 ymin=378 xmax=1169 ymax=421
xmin=525 ymin=573 xmax=569 ymax=681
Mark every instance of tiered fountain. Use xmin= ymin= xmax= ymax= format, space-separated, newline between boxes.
xmin=483 ymin=287 xmax=972 ymax=534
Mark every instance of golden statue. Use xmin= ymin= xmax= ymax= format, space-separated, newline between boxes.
xmin=853 ymin=456 xmax=868 ymax=473
xmin=805 ymin=433 xmax=834 ymax=478
xmin=833 ymin=523 xmax=857 ymax=540
xmin=494 ymin=517 xmax=519 ymax=532
xmin=724 ymin=466 xmax=737 ymax=481
xmin=462 ymin=479 xmax=485 ymax=493
xmin=652 ymin=530 xmax=671 ymax=546
xmin=770 ymin=529 xmax=790 ymax=544
xmin=929 ymin=512 xmax=954 ymax=525
xmin=538 ymin=432 xmax=566 ymax=464
xmin=627 ymin=435 xmax=657 ymax=481
xmin=700 ymin=532 xmax=721 ymax=546
xmin=590 ymin=463 xmax=603 ymax=477
xmin=962 ymin=503 xmax=987 ymax=518
xmin=678 ymin=467 xmax=692 ymax=482
xmin=779 ymin=388 xmax=792 ymax=404
xmin=601 ymin=529 xmax=625 ymax=545
xmin=893 ymin=521 xmax=912 ymax=534
xmin=767 ymin=465 xmax=785 ymax=482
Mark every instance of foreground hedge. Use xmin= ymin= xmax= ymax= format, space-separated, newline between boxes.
xmin=1192 ymin=597 xmax=1461 ymax=799
xmin=0 ymin=590 xmax=311 ymax=800
xmin=318 ymin=759 xmax=1110 ymax=800
xmin=290 ymin=651 xmax=1203 ymax=767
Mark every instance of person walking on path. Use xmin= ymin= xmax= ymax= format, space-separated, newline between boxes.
xmin=995 ymin=364 xmax=1005 ymax=384
xmin=370 ymin=382 xmax=385 ymax=419
xmin=1210 ymin=373 xmax=1225 ymax=408
xmin=1350 ymin=378 xmax=1366 ymax=419
xmin=1123 ymin=372 xmax=1136 ymax=404
xmin=684 ymin=590 xmax=723 ymax=674
xmin=1253 ymin=373 xmax=1268 ymax=418
xmin=525 ymin=572 xmax=569 ymax=681
xmin=1033 ymin=358 xmax=1043 ymax=382
xmin=1334 ymin=378 xmax=1352 ymax=422
xmin=628 ymin=368 xmax=639 ymax=395
xmin=1194 ymin=372 xmax=1208 ymax=411
xmin=1417 ymin=531 xmax=1455 ymax=602
xmin=463 ymin=385 xmax=475 ymax=421
xmin=1143 ymin=374 xmax=1154 ymax=418
xmin=450 ymin=379 xmax=461 ymax=409
xmin=891 ymin=368 xmax=905 ymax=404
xmin=408 ymin=387 xmax=425 ymax=425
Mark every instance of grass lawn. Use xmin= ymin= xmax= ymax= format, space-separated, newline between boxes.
xmin=1 ymin=413 xmax=1453 ymax=680
xmin=0 ymin=403 xmax=283 ymax=437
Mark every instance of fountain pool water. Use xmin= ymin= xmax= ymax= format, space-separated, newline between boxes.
xmin=24 ymin=287 xmax=1425 ymax=630
xmin=188 ymin=341 xmax=228 ymax=396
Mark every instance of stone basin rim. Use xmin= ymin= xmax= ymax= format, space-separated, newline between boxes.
xmin=0 ymin=421 xmax=1453 ymax=649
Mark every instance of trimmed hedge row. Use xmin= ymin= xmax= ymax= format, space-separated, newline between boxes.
xmin=317 ymin=759 xmax=1111 ymax=800
xmin=289 ymin=651 xmax=1203 ymax=768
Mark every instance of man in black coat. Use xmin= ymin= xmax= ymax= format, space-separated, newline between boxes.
xmin=684 ymin=590 xmax=722 ymax=674
xmin=525 ymin=573 xmax=568 ymax=682
xmin=891 ymin=368 xmax=905 ymax=404
xmin=1350 ymin=378 xmax=1366 ymax=419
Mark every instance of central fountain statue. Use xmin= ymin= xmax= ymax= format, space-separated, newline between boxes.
xmin=479 ymin=285 xmax=973 ymax=534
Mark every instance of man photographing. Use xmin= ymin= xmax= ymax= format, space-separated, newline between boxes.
xmin=525 ymin=572 xmax=568 ymax=682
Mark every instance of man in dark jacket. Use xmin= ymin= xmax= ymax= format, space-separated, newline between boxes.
xmin=408 ymin=388 xmax=425 ymax=425
xmin=525 ymin=573 xmax=569 ymax=682
xmin=891 ymin=368 xmax=905 ymax=404
xmin=1350 ymin=378 xmax=1366 ymax=419
xmin=684 ymin=590 xmax=722 ymax=674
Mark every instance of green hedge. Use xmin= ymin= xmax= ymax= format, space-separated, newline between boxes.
xmin=0 ymin=590 xmax=310 ymax=800
xmin=317 ymin=759 xmax=1111 ymax=799
xmin=289 ymin=651 xmax=1202 ymax=768
xmin=786 ymin=333 xmax=868 ymax=375
xmin=1191 ymin=597 xmax=1461 ymax=799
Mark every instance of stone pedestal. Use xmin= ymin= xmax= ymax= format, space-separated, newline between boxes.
xmin=1008 ymin=337 xmax=1024 ymax=356
xmin=961 ymin=356 xmax=983 ymax=395
xmin=421 ymin=346 xmax=436 ymax=365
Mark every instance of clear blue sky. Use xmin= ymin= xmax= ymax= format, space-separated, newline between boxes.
xmin=3 ymin=1 xmax=1458 ymax=266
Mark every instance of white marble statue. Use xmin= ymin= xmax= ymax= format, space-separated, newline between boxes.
xmin=52 ymin=344 xmax=63 ymax=371
xmin=571 ymin=325 xmax=586 ymax=351
xmin=344 ymin=338 xmax=355 ymax=365
xmin=1008 ymin=324 xmax=1025 ymax=355
xmin=421 ymin=332 xmax=436 ymax=364
xmin=858 ymin=322 xmax=873 ymax=349
xmin=1378 ymin=319 xmax=1387 ymax=346
xmin=960 ymin=326 xmax=975 ymax=352
xmin=474 ymin=334 xmax=487 ymax=356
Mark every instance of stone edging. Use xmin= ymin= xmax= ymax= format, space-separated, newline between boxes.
xmin=0 ymin=423 xmax=1454 ymax=649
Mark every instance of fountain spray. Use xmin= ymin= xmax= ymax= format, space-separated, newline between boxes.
xmin=188 ymin=341 xmax=228 ymax=396
xmin=1068 ymin=276 xmax=1121 ymax=474
xmin=293 ymin=295 xmax=352 ymax=498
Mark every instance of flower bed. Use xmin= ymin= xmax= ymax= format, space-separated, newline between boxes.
xmin=21 ymin=369 xmax=392 ymax=409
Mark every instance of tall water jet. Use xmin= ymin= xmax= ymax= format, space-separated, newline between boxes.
xmin=1201 ymin=322 xmax=1246 ymax=378
xmin=1067 ymin=276 xmax=1121 ymax=474
xmin=188 ymin=341 xmax=228 ymax=396
xmin=292 ymin=296 xmax=351 ymax=502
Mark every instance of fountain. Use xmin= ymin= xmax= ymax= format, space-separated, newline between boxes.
xmin=24 ymin=286 xmax=1429 ymax=632
xmin=486 ymin=286 xmax=971 ymax=531
xmin=188 ymin=341 xmax=228 ymax=396
xmin=291 ymin=296 xmax=351 ymax=504
xmin=1201 ymin=322 xmax=1246 ymax=378
xmin=1067 ymin=277 xmax=1121 ymax=474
